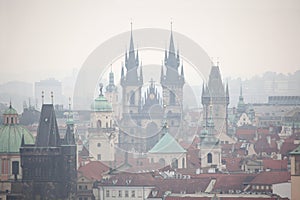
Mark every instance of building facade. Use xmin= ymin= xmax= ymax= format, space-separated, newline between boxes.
xmin=18 ymin=104 xmax=77 ymax=200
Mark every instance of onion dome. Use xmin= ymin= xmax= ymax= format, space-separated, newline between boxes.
xmin=0 ymin=104 xmax=34 ymax=153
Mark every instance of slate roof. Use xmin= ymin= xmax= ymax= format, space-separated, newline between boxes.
xmin=149 ymin=132 xmax=186 ymax=153
xmin=35 ymin=104 xmax=61 ymax=147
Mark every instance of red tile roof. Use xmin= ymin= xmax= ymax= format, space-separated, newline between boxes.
xmin=262 ymin=159 xmax=288 ymax=171
xmin=222 ymin=157 xmax=242 ymax=172
xmin=78 ymin=161 xmax=110 ymax=181
xmin=250 ymin=171 xmax=290 ymax=185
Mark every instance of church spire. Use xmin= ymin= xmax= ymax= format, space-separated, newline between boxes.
xmin=168 ymin=21 xmax=175 ymax=57
xmin=129 ymin=21 xmax=134 ymax=56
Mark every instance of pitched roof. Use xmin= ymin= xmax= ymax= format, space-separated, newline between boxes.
xmin=78 ymin=161 xmax=110 ymax=181
xmin=35 ymin=104 xmax=60 ymax=147
xmin=250 ymin=171 xmax=290 ymax=185
xmin=149 ymin=132 xmax=186 ymax=153
xmin=263 ymin=159 xmax=288 ymax=171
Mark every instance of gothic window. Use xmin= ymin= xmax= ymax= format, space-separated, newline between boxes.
xmin=11 ymin=117 xmax=14 ymax=124
xmin=130 ymin=91 xmax=135 ymax=105
xmin=207 ymin=153 xmax=212 ymax=163
xmin=169 ymin=91 xmax=176 ymax=105
xmin=6 ymin=117 xmax=9 ymax=124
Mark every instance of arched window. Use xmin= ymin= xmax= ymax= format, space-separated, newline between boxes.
xmin=97 ymin=120 xmax=102 ymax=128
xmin=171 ymin=158 xmax=178 ymax=168
xmin=207 ymin=153 xmax=212 ymax=164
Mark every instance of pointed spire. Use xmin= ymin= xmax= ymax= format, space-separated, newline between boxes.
xmin=129 ymin=21 xmax=134 ymax=55
xmin=226 ymin=82 xmax=229 ymax=97
xmin=239 ymin=84 xmax=243 ymax=97
xmin=168 ymin=21 xmax=175 ymax=56
xmin=9 ymin=99 xmax=12 ymax=109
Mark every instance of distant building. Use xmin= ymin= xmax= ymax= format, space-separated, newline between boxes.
xmin=268 ymin=96 xmax=300 ymax=105
xmin=89 ymin=84 xmax=117 ymax=162
xmin=198 ymin=105 xmax=222 ymax=172
xmin=148 ymin=122 xmax=187 ymax=169
xmin=118 ymin=26 xmax=184 ymax=153
xmin=201 ymin=65 xmax=229 ymax=134
xmin=16 ymin=104 xmax=77 ymax=199
xmin=0 ymin=103 xmax=34 ymax=182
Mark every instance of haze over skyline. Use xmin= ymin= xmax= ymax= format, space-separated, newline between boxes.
xmin=1 ymin=0 xmax=300 ymax=85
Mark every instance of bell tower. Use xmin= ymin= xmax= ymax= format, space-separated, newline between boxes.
xmin=160 ymin=23 xmax=185 ymax=130
xmin=121 ymin=23 xmax=143 ymax=115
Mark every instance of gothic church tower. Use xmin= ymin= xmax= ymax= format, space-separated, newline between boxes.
xmin=160 ymin=25 xmax=185 ymax=129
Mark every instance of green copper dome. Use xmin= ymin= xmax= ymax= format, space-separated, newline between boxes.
xmin=3 ymin=106 xmax=18 ymax=115
xmin=91 ymin=94 xmax=112 ymax=112
xmin=0 ymin=125 xmax=35 ymax=153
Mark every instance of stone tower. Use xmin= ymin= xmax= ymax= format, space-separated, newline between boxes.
xmin=160 ymin=25 xmax=185 ymax=131
xmin=202 ymin=64 xmax=229 ymax=133
xmin=199 ymin=103 xmax=222 ymax=172
xmin=89 ymin=84 xmax=116 ymax=162
xmin=120 ymin=24 xmax=143 ymax=115
xmin=19 ymin=104 xmax=77 ymax=200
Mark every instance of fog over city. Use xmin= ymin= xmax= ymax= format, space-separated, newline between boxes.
xmin=1 ymin=1 xmax=300 ymax=200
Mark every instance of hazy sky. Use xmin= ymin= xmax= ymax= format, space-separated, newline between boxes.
xmin=1 ymin=0 xmax=300 ymax=84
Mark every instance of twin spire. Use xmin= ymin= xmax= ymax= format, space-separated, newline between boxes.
xmin=122 ymin=22 xmax=184 ymax=86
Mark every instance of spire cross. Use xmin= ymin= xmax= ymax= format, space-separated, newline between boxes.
xmin=42 ymin=91 xmax=44 ymax=105
xmin=51 ymin=91 xmax=54 ymax=104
